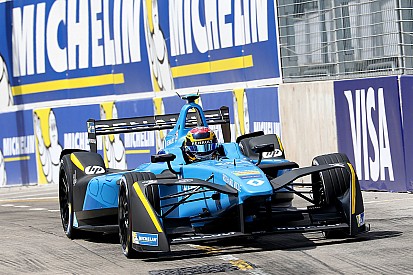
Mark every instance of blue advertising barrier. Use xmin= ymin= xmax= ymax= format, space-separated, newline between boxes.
xmin=334 ymin=76 xmax=407 ymax=192
xmin=33 ymin=104 xmax=100 ymax=184
xmin=0 ymin=110 xmax=37 ymax=186
xmin=399 ymin=76 xmax=413 ymax=192
xmin=1 ymin=87 xmax=282 ymax=186
xmin=0 ymin=0 xmax=281 ymax=106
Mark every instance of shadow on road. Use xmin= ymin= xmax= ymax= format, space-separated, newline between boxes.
xmin=142 ymin=230 xmax=403 ymax=262
xmin=78 ymin=229 xmax=402 ymax=262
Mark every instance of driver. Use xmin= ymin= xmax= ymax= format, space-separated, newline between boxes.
xmin=182 ymin=127 xmax=219 ymax=163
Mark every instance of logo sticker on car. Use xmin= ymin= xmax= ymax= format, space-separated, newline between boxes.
xmin=132 ymin=232 xmax=159 ymax=246
xmin=263 ymin=149 xmax=283 ymax=158
xmin=233 ymin=170 xmax=262 ymax=179
xmin=84 ymin=166 xmax=105 ymax=175
xmin=356 ymin=212 xmax=365 ymax=227
xmin=246 ymin=179 xmax=265 ymax=186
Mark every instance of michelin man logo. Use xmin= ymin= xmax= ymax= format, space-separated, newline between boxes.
xmin=233 ymin=89 xmax=250 ymax=138
xmin=144 ymin=0 xmax=174 ymax=92
xmin=0 ymin=54 xmax=13 ymax=108
xmin=0 ymin=150 xmax=6 ymax=187
xmin=100 ymin=103 xmax=127 ymax=169
xmin=153 ymin=97 xmax=166 ymax=152
xmin=34 ymin=109 xmax=62 ymax=184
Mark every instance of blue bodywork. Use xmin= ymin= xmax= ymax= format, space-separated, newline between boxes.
xmin=76 ymin=96 xmax=292 ymax=228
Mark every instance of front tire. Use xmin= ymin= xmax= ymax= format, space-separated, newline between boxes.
xmin=118 ymin=172 xmax=157 ymax=258
xmin=311 ymin=153 xmax=350 ymax=206
xmin=59 ymin=155 xmax=79 ymax=239
xmin=312 ymin=153 xmax=352 ymax=239
xmin=118 ymin=177 xmax=138 ymax=258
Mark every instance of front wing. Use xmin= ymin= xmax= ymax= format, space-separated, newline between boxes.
xmin=126 ymin=163 xmax=367 ymax=253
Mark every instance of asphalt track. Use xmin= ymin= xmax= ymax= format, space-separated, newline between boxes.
xmin=0 ymin=184 xmax=412 ymax=275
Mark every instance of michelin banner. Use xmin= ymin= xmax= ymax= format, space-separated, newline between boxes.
xmin=0 ymin=110 xmax=37 ymax=186
xmin=334 ymin=76 xmax=407 ymax=192
xmin=0 ymin=0 xmax=281 ymax=107
xmin=1 ymin=87 xmax=281 ymax=186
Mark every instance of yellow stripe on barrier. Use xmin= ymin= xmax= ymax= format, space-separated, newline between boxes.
xmin=133 ymin=182 xmax=163 ymax=233
xmin=171 ymin=55 xmax=253 ymax=78
xmin=347 ymin=163 xmax=356 ymax=214
xmin=12 ymin=73 xmax=125 ymax=96
xmin=4 ymin=156 xmax=30 ymax=162
xmin=70 ymin=153 xmax=84 ymax=171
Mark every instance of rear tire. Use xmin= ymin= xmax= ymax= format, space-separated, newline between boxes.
xmin=59 ymin=155 xmax=80 ymax=239
xmin=118 ymin=172 xmax=157 ymax=258
xmin=312 ymin=153 xmax=351 ymax=239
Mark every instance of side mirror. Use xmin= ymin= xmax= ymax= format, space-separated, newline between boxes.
xmin=251 ymin=144 xmax=274 ymax=166
xmin=151 ymin=153 xmax=179 ymax=175
xmin=151 ymin=153 xmax=176 ymax=163
xmin=252 ymin=143 xmax=274 ymax=154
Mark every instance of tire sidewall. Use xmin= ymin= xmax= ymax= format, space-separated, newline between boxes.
xmin=59 ymin=155 xmax=76 ymax=239
xmin=119 ymin=177 xmax=135 ymax=258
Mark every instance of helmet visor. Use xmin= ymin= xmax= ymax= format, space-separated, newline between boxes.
xmin=186 ymin=142 xmax=218 ymax=154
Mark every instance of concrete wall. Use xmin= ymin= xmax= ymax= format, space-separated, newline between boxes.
xmin=279 ymin=81 xmax=338 ymax=169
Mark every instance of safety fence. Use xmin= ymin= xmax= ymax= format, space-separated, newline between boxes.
xmin=277 ymin=0 xmax=413 ymax=81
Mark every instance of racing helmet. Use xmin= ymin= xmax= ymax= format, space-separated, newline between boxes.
xmin=183 ymin=127 xmax=219 ymax=162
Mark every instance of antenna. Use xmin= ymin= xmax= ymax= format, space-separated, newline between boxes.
xmin=180 ymin=92 xmax=200 ymax=104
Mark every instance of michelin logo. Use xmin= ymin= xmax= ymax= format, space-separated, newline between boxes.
xmin=132 ymin=232 xmax=159 ymax=247
xmin=356 ymin=212 xmax=365 ymax=227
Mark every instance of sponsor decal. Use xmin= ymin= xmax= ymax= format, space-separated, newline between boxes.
xmin=263 ymin=149 xmax=283 ymax=158
xmin=84 ymin=165 xmax=105 ymax=175
xmin=233 ymin=170 xmax=262 ymax=179
xmin=132 ymin=232 xmax=159 ymax=247
xmin=356 ymin=212 xmax=365 ymax=227
xmin=246 ymin=179 xmax=265 ymax=187
xmin=329 ymin=163 xmax=346 ymax=168
xmin=175 ymin=179 xmax=194 ymax=184
xmin=142 ymin=179 xmax=158 ymax=185
xmin=223 ymin=174 xmax=240 ymax=191
xmin=87 ymin=122 xmax=95 ymax=134
xmin=172 ymin=232 xmax=237 ymax=242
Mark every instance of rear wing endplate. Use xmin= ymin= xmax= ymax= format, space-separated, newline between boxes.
xmin=87 ymin=106 xmax=231 ymax=152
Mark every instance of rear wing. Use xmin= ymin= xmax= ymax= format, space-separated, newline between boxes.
xmin=87 ymin=106 xmax=231 ymax=152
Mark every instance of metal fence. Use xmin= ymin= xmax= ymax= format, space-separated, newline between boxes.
xmin=277 ymin=0 xmax=413 ymax=82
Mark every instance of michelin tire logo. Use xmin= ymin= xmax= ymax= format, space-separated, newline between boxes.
xmin=356 ymin=212 xmax=365 ymax=227
xmin=133 ymin=232 xmax=159 ymax=247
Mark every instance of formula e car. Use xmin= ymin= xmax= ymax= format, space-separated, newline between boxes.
xmin=59 ymin=94 xmax=367 ymax=258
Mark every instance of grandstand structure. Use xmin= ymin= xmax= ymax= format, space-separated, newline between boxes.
xmin=277 ymin=0 xmax=412 ymax=81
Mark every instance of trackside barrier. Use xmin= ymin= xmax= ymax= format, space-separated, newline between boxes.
xmin=334 ymin=76 xmax=410 ymax=192
xmin=0 ymin=88 xmax=282 ymax=186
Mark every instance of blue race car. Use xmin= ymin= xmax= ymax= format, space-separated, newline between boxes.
xmin=59 ymin=94 xmax=367 ymax=258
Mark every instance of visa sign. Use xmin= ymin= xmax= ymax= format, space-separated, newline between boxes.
xmin=335 ymin=77 xmax=406 ymax=191
xmin=344 ymin=87 xmax=393 ymax=181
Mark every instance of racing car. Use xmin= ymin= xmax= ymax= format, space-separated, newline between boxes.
xmin=59 ymin=94 xmax=367 ymax=258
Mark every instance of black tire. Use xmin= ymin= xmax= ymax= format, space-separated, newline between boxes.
xmin=118 ymin=172 xmax=157 ymax=258
xmin=311 ymin=153 xmax=350 ymax=206
xmin=59 ymin=155 xmax=80 ymax=239
xmin=312 ymin=153 xmax=352 ymax=239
